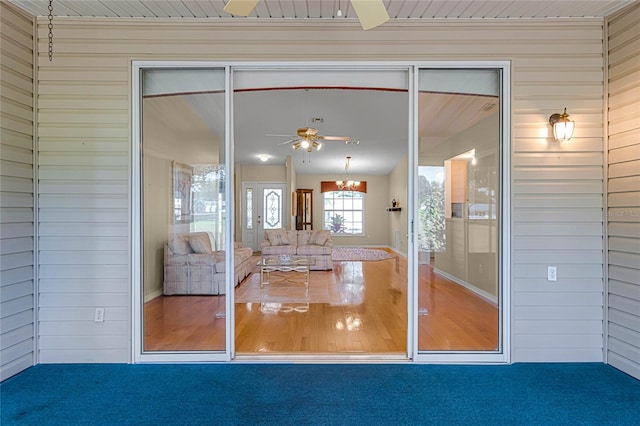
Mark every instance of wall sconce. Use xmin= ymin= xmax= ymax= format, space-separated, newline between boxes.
xmin=549 ymin=108 xmax=575 ymax=142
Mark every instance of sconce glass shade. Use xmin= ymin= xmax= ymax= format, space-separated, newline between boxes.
xmin=549 ymin=108 xmax=575 ymax=142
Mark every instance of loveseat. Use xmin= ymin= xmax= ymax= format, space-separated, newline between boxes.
xmin=163 ymin=232 xmax=254 ymax=295
xmin=260 ymin=228 xmax=333 ymax=270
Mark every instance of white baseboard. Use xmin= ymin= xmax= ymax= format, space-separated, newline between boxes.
xmin=144 ymin=288 xmax=163 ymax=303
xmin=433 ymin=268 xmax=498 ymax=305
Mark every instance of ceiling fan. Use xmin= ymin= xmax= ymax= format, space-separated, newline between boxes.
xmin=223 ymin=0 xmax=389 ymax=31
xmin=274 ymin=127 xmax=351 ymax=152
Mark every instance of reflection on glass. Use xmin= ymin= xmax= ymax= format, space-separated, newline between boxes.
xmin=141 ymin=68 xmax=227 ymax=352
xmin=417 ymin=68 xmax=501 ymax=352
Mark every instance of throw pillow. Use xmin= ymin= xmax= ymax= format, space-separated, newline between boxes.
xmin=188 ymin=233 xmax=213 ymax=254
xmin=266 ymin=228 xmax=290 ymax=246
xmin=308 ymin=230 xmax=329 ymax=246
xmin=168 ymin=235 xmax=191 ymax=255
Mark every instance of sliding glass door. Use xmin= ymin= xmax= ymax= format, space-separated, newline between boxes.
xmin=137 ymin=67 xmax=229 ymax=356
xmin=415 ymin=68 xmax=505 ymax=356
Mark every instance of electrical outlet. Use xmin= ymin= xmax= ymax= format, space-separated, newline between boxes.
xmin=94 ymin=307 xmax=105 ymax=322
xmin=547 ymin=266 xmax=557 ymax=282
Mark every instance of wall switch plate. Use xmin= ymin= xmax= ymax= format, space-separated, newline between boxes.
xmin=547 ymin=266 xmax=557 ymax=282
xmin=94 ymin=307 xmax=105 ymax=322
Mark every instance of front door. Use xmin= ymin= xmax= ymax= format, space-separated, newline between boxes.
xmin=241 ymin=182 xmax=287 ymax=252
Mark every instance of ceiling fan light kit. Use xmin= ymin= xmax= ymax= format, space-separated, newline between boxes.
xmin=223 ymin=0 xmax=389 ymax=30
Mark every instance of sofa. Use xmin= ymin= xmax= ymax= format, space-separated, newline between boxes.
xmin=260 ymin=228 xmax=333 ymax=270
xmin=163 ymin=231 xmax=254 ymax=295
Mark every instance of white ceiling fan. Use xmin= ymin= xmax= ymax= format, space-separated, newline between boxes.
xmin=271 ymin=127 xmax=352 ymax=152
xmin=223 ymin=0 xmax=389 ymax=30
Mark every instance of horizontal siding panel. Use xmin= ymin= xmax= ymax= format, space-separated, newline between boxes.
xmin=39 ymin=223 xmax=127 ymax=237
xmin=0 ymin=192 xmax=33 ymax=208
xmin=608 ymin=129 xmax=640 ymax=149
xmin=514 ymin=194 xmax=602 ymax=208
xmin=608 ymin=280 xmax=640 ymax=302
xmin=609 ymin=159 xmax=640 ymax=178
xmin=1 ymin=144 xmax=33 ymax=165
xmin=38 ymin=208 xmax=128 ymax=223
xmin=38 ymin=181 xmax=128 ymax=195
xmin=39 ymin=251 xmax=128 ymax=265
xmin=609 ymin=265 xmax=640 ymax=285
xmin=39 ymin=292 xmax=128 ymax=307
xmin=608 ymin=207 xmax=640 ymax=222
xmin=39 ymin=166 xmax=127 ymax=180
xmin=1 ymin=51 xmax=33 ymax=80
xmin=38 ymin=96 xmax=129 ymax=111
xmin=608 ymin=308 xmax=640 ymax=332
xmin=38 ymin=81 xmax=129 ymax=97
xmin=609 ymin=251 xmax=640 ymax=269
xmin=514 ymin=334 xmax=603 ymax=348
xmin=608 ymin=324 xmax=639 ymax=351
xmin=37 ymin=126 xmax=129 ymax=139
xmin=1 ymin=251 xmax=33 ymax=270
xmin=0 ymin=222 xmax=33 ymax=239
xmin=39 ymin=335 xmax=127 ymax=350
xmin=39 ymin=236 xmax=127 ymax=251
xmin=38 ymin=139 xmax=128 ymax=153
xmin=510 ymin=278 xmax=603 ymax=293
xmin=0 ymin=348 xmax=33 ymax=381
xmin=0 ymin=207 xmax=33 ymax=224
xmin=514 ymin=250 xmax=603 ymax=264
xmin=1 ymin=84 xmax=34 ymax=108
xmin=39 ymin=265 xmax=128 ymax=280
xmin=0 ymin=307 xmax=32 ymax=333
xmin=608 ymin=71 xmax=640 ymax=98
xmin=609 ymin=143 xmax=640 ymax=164
xmin=0 ymin=112 xmax=33 ymax=135
xmin=0 ymin=128 xmax=32 ymax=150
xmin=514 ymin=292 xmax=603 ymax=306
xmin=608 ymin=294 xmax=640 ymax=316
xmin=39 ymin=321 xmax=128 ymax=336
xmin=608 ymin=236 xmax=640 ymax=253
xmin=0 ymin=176 xmax=33 ymax=193
xmin=512 ymin=166 xmax=602 ymax=180
xmin=608 ymin=222 xmax=640 ymax=238
xmin=39 ymin=306 xmax=129 ymax=321
xmin=0 ymin=281 xmax=33 ymax=306
xmin=0 ymin=294 xmax=33 ymax=318
xmin=513 ymin=235 xmax=602 ymax=250
xmin=39 ymin=349 xmax=128 ymax=363
xmin=513 ymin=153 xmax=603 ymax=167
xmin=38 ymin=194 xmax=127 ymax=209
xmin=0 ymin=236 xmax=32 ymax=255
xmin=0 ymin=160 xmax=32 ymax=179
xmin=514 ymin=348 xmax=602 ymax=362
xmin=608 ymin=352 xmax=640 ymax=380
xmin=608 ymin=192 xmax=640 ymax=208
xmin=513 ymin=181 xmax=602 ymax=194
xmin=515 ymin=320 xmax=602 ymax=335
xmin=608 ymin=176 xmax=640 ymax=193
xmin=514 ymin=264 xmax=602 ymax=279
xmin=514 ymin=137 xmax=603 ymax=152
xmin=1 ymin=14 xmax=34 ymax=50
xmin=1 ymin=324 xmax=34 ymax=350
xmin=514 ymin=222 xmax=603 ymax=237
xmin=0 ymin=266 xmax=33 ymax=288
xmin=513 ymin=306 xmax=602 ymax=320
xmin=38 ymin=279 xmax=129 ymax=293
xmin=514 ymin=208 xmax=602 ymax=222
xmin=2 ymin=97 xmax=34 ymax=122
xmin=608 ymin=337 xmax=640 ymax=366
xmin=39 ymin=110 xmax=129 ymax=125
xmin=38 ymin=153 xmax=128 ymax=167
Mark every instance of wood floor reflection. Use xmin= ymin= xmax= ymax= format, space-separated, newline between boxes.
xmin=144 ymin=252 xmax=498 ymax=353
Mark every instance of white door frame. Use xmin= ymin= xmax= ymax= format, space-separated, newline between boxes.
xmin=131 ymin=60 xmax=511 ymax=365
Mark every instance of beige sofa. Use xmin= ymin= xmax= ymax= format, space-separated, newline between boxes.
xmin=163 ymin=232 xmax=254 ymax=295
xmin=260 ymin=228 xmax=333 ymax=270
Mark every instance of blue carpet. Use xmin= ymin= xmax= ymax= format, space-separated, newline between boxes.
xmin=1 ymin=363 xmax=638 ymax=425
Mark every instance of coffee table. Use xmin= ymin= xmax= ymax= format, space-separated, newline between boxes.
xmin=258 ymin=256 xmax=316 ymax=289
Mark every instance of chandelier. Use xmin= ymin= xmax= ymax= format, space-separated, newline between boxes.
xmin=336 ymin=156 xmax=360 ymax=191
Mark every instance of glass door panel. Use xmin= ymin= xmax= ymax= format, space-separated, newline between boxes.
xmin=417 ymin=68 xmax=501 ymax=352
xmin=140 ymin=68 xmax=227 ymax=352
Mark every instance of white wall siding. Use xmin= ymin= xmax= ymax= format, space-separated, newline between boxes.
xmin=0 ymin=1 xmax=34 ymax=380
xmin=34 ymin=18 xmax=607 ymax=363
xmin=606 ymin=3 xmax=640 ymax=380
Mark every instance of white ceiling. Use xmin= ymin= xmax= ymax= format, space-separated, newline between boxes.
xmin=9 ymin=0 xmax=634 ymax=20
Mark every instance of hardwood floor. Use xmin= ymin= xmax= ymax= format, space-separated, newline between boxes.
xmin=144 ymin=251 xmax=499 ymax=354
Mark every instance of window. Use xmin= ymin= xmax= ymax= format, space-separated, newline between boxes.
xmin=323 ymin=191 xmax=364 ymax=235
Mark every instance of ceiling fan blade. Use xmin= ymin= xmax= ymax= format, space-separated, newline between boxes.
xmin=278 ymin=138 xmax=299 ymax=145
xmin=317 ymin=135 xmax=351 ymax=141
xmin=350 ymin=0 xmax=389 ymax=30
xmin=223 ymin=0 xmax=259 ymax=16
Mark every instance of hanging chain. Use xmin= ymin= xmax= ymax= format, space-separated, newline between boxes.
xmin=48 ymin=0 xmax=54 ymax=61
